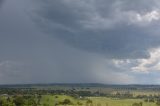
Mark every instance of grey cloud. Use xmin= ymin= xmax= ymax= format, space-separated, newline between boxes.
xmin=0 ymin=0 xmax=160 ymax=84
xmin=0 ymin=0 xmax=4 ymax=7
xmin=31 ymin=0 xmax=160 ymax=59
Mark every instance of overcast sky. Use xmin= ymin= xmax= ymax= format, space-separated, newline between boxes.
xmin=1 ymin=0 xmax=160 ymax=84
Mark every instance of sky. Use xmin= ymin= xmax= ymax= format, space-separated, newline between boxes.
xmin=1 ymin=0 xmax=160 ymax=84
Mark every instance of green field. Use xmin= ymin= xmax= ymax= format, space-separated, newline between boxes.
xmin=39 ymin=95 xmax=156 ymax=106
xmin=0 ymin=84 xmax=159 ymax=106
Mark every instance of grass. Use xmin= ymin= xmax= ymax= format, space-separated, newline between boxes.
xmin=40 ymin=95 xmax=85 ymax=106
xmin=39 ymin=95 xmax=157 ymax=106
xmin=89 ymin=97 xmax=155 ymax=106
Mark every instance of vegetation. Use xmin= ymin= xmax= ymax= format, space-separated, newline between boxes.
xmin=0 ymin=84 xmax=159 ymax=106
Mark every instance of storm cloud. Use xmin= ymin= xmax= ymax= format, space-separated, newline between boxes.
xmin=0 ymin=0 xmax=160 ymax=84
xmin=31 ymin=0 xmax=160 ymax=59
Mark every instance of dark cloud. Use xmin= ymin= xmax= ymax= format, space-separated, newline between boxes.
xmin=0 ymin=0 xmax=4 ymax=8
xmin=31 ymin=0 xmax=160 ymax=59
xmin=0 ymin=0 xmax=160 ymax=84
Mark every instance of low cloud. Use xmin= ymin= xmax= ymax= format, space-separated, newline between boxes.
xmin=132 ymin=48 xmax=160 ymax=73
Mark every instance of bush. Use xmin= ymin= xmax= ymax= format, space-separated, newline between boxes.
xmin=59 ymin=99 xmax=73 ymax=105
xmin=86 ymin=99 xmax=92 ymax=104
xmin=77 ymin=101 xmax=83 ymax=105
xmin=132 ymin=102 xmax=143 ymax=106
xmin=156 ymin=100 xmax=160 ymax=106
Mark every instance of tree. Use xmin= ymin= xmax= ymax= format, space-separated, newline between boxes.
xmin=0 ymin=98 xmax=15 ymax=106
xmin=13 ymin=96 xmax=25 ymax=106
xmin=64 ymin=99 xmax=72 ymax=105
xmin=28 ymin=98 xmax=37 ymax=106
xmin=37 ymin=95 xmax=42 ymax=105
xmin=59 ymin=99 xmax=73 ymax=105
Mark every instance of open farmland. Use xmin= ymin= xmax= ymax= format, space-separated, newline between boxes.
xmin=0 ymin=84 xmax=159 ymax=106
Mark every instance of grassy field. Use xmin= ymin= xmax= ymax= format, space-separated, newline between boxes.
xmin=40 ymin=95 xmax=86 ymax=106
xmin=0 ymin=84 xmax=159 ymax=106
xmin=89 ymin=97 xmax=155 ymax=106
xmin=39 ymin=95 xmax=156 ymax=106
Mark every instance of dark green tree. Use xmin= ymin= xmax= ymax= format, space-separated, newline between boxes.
xmin=13 ymin=96 xmax=25 ymax=106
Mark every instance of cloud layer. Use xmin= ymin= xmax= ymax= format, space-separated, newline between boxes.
xmin=32 ymin=0 xmax=160 ymax=59
xmin=0 ymin=0 xmax=160 ymax=84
